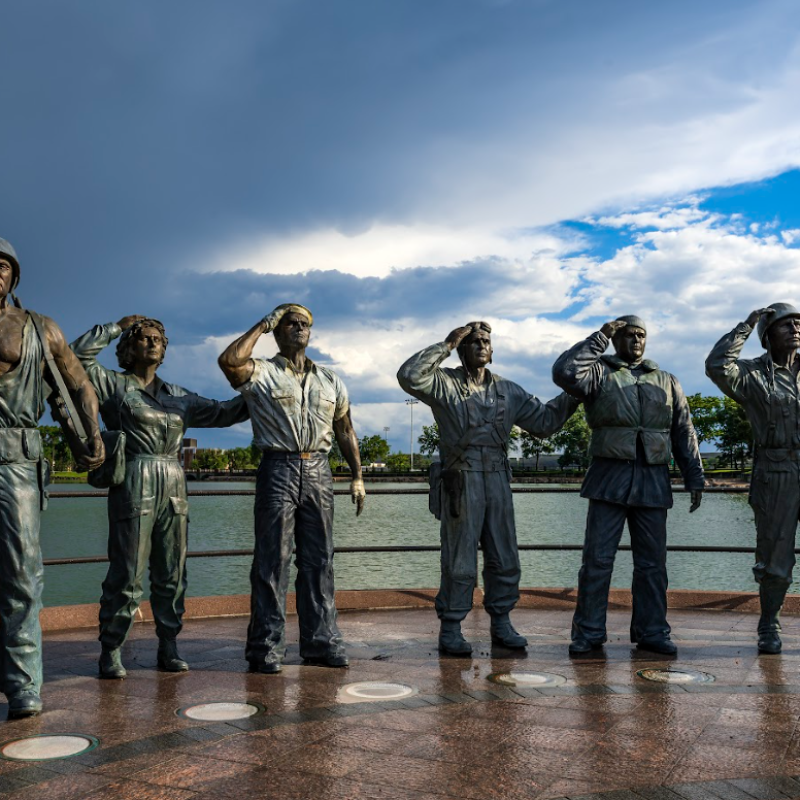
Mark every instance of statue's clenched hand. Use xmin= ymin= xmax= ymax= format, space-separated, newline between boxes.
xmin=261 ymin=305 xmax=291 ymax=333
xmin=445 ymin=326 xmax=473 ymax=351
xmin=745 ymin=308 xmax=775 ymax=328
xmin=600 ymin=320 xmax=627 ymax=339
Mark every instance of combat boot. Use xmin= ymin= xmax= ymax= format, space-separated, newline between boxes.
xmin=99 ymin=647 xmax=127 ymax=679
xmin=490 ymin=614 xmax=528 ymax=649
xmin=438 ymin=620 xmax=472 ymax=655
xmin=757 ymin=583 xmax=786 ymax=655
xmin=157 ymin=639 xmax=189 ymax=672
xmin=7 ymin=692 xmax=42 ymax=720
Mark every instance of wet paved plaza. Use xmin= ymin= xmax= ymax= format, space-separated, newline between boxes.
xmin=4 ymin=607 xmax=800 ymax=799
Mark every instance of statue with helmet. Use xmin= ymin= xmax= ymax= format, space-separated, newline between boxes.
xmin=706 ymin=304 xmax=800 ymax=654
xmin=398 ymin=321 xmax=579 ymax=655
xmin=218 ymin=304 xmax=366 ymax=673
xmin=0 ymin=237 xmax=105 ymax=719
xmin=553 ymin=315 xmax=704 ymax=657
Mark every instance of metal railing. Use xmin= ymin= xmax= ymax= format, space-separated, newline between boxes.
xmin=42 ymin=484 xmax=763 ymax=567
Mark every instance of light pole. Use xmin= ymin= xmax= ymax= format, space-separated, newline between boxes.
xmin=405 ymin=399 xmax=418 ymax=470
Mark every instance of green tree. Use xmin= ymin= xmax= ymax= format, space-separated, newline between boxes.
xmin=518 ymin=429 xmax=556 ymax=470
xmin=193 ymin=449 xmax=228 ymax=470
xmin=39 ymin=425 xmax=73 ymax=471
xmin=227 ymin=447 xmax=255 ymax=470
xmin=386 ymin=452 xmax=410 ymax=471
xmin=551 ymin=405 xmax=591 ymax=469
xmin=717 ymin=396 xmax=753 ymax=469
xmin=359 ymin=434 xmax=390 ymax=465
xmin=328 ymin=438 xmax=345 ymax=469
xmin=417 ymin=423 xmax=440 ymax=456
xmin=686 ymin=393 xmax=723 ymax=447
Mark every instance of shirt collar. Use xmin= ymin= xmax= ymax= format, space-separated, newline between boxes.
xmin=273 ymin=353 xmax=316 ymax=375
xmin=601 ymin=354 xmax=659 ymax=372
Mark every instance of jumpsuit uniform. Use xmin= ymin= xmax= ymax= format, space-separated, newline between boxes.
xmin=706 ymin=321 xmax=800 ymax=638
xmin=237 ymin=354 xmax=350 ymax=663
xmin=0 ymin=315 xmax=47 ymax=702
xmin=553 ymin=331 xmax=704 ymax=646
xmin=398 ymin=342 xmax=578 ymax=623
xmin=71 ymin=323 xmax=248 ymax=651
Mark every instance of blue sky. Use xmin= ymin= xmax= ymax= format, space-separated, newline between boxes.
xmin=3 ymin=1 xmax=800 ymax=449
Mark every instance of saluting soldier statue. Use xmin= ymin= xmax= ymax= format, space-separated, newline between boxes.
xmin=0 ymin=238 xmax=104 ymax=718
xmin=71 ymin=316 xmax=249 ymax=678
xmin=553 ymin=315 xmax=704 ymax=656
xmin=707 ymin=305 xmax=800 ymax=654
xmin=398 ymin=321 xmax=578 ymax=655
xmin=218 ymin=304 xmax=365 ymax=674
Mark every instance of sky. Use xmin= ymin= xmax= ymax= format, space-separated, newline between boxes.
xmin=3 ymin=0 xmax=800 ymax=450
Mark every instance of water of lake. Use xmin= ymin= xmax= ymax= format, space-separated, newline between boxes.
xmin=41 ymin=482 xmax=768 ymax=607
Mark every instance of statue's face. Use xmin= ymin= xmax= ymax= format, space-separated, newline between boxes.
xmin=768 ymin=316 xmax=800 ymax=353
xmin=462 ymin=330 xmax=493 ymax=369
xmin=613 ymin=325 xmax=646 ymax=362
xmin=275 ymin=312 xmax=311 ymax=350
xmin=0 ymin=258 xmax=13 ymax=300
xmin=131 ymin=326 xmax=165 ymax=367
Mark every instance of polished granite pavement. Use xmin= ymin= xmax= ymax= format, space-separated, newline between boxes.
xmin=3 ymin=607 xmax=800 ymax=799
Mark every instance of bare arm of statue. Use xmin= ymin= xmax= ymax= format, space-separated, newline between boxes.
xmin=333 ymin=409 xmax=365 ymax=516
xmin=43 ymin=316 xmax=105 ymax=470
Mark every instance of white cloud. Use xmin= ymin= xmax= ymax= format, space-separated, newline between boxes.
xmin=204 ymin=223 xmax=583 ymax=280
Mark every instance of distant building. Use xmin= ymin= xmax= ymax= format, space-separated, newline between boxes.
xmin=181 ymin=438 xmax=198 ymax=469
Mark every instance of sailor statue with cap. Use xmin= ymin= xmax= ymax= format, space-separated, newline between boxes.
xmin=398 ymin=322 xmax=579 ymax=655
xmin=0 ymin=238 xmax=104 ymax=718
xmin=707 ymin=305 xmax=800 ymax=654
xmin=553 ymin=315 xmax=704 ymax=656
xmin=219 ymin=304 xmax=366 ymax=673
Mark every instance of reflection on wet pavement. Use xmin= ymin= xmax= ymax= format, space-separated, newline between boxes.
xmin=2 ymin=607 xmax=800 ymax=798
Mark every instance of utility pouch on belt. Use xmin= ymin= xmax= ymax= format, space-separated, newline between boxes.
xmin=37 ymin=455 xmax=51 ymax=511
xmin=441 ymin=468 xmax=464 ymax=518
xmin=428 ymin=461 xmax=443 ymax=520
xmin=87 ymin=431 xmax=126 ymax=488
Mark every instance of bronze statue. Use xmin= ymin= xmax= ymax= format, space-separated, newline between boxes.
xmin=0 ymin=238 xmax=104 ymax=719
xmin=706 ymin=305 xmax=800 ymax=653
xmin=553 ymin=315 xmax=704 ymax=656
xmin=398 ymin=322 xmax=579 ymax=655
xmin=71 ymin=316 xmax=248 ymax=678
xmin=218 ymin=304 xmax=365 ymax=673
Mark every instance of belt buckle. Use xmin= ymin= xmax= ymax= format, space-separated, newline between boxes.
xmin=300 ymin=452 xmax=311 ymax=460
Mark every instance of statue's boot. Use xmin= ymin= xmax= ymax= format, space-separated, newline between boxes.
xmin=758 ymin=582 xmax=786 ymax=654
xmin=99 ymin=647 xmax=127 ymax=679
xmin=490 ymin=614 xmax=528 ymax=649
xmin=158 ymin=639 xmax=189 ymax=672
xmin=7 ymin=692 xmax=42 ymax=720
xmin=438 ymin=621 xmax=472 ymax=655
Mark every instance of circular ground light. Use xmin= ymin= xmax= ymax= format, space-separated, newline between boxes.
xmin=636 ymin=668 xmax=715 ymax=684
xmin=0 ymin=734 xmax=99 ymax=762
xmin=176 ymin=701 xmax=265 ymax=721
xmin=337 ymin=682 xmax=417 ymax=703
xmin=487 ymin=671 xmax=567 ymax=688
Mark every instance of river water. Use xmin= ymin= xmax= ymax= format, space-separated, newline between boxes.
xmin=40 ymin=482 xmax=768 ymax=607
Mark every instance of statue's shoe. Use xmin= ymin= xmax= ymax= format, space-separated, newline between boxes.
xmin=99 ymin=648 xmax=127 ymax=679
xmin=438 ymin=627 xmax=473 ymax=656
xmin=636 ymin=638 xmax=678 ymax=656
xmin=7 ymin=693 xmax=43 ymax=720
xmin=157 ymin=640 xmax=189 ymax=672
xmin=303 ymin=652 xmax=350 ymax=668
xmin=490 ymin=620 xmax=528 ymax=649
xmin=758 ymin=631 xmax=782 ymax=654
xmin=247 ymin=656 xmax=282 ymax=674
xmin=569 ymin=637 xmax=604 ymax=656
